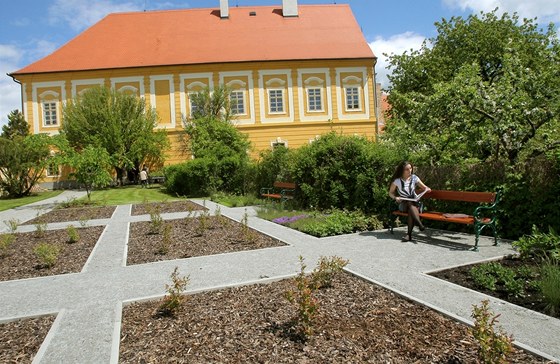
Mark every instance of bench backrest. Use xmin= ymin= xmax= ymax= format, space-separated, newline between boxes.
xmin=273 ymin=181 xmax=296 ymax=190
xmin=424 ymin=190 xmax=496 ymax=203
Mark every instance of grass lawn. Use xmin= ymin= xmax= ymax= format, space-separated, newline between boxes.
xmin=211 ymin=193 xmax=261 ymax=207
xmin=0 ymin=191 xmax=63 ymax=212
xmin=82 ymin=185 xmax=185 ymax=206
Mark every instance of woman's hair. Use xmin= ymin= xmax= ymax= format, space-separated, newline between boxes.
xmin=390 ymin=161 xmax=413 ymax=183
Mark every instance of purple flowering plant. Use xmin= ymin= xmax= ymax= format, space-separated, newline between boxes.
xmin=272 ymin=214 xmax=308 ymax=225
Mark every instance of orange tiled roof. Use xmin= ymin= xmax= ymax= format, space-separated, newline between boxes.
xmin=12 ymin=4 xmax=374 ymax=75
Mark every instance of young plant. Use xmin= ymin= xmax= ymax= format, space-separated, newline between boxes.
xmin=195 ymin=208 xmax=211 ymax=236
xmin=470 ymin=300 xmax=513 ymax=364
xmin=311 ymin=256 xmax=349 ymax=289
xmin=0 ymin=234 xmax=16 ymax=258
xmin=539 ymin=260 xmax=560 ymax=316
xmin=34 ymin=221 xmax=48 ymax=239
xmin=78 ymin=216 xmax=89 ymax=228
xmin=240 ymin=209 xmax=256 ymax=241
xmin=149 ymin=206 xmax=163 ymax=234
xmin=34 ymin=243 xmax=60 ymax=268
xmin=158 ymin=223 xmax=172 ymax=255
xmin=66 ymin=225 xmax=80 ymax=244
xmin=4 ymin=218 xmax=19 ymax=233
xmin=157 ymin=266 xmax=190 ymax=317
xmin=285 ymin=256 xmax=319 ymax=341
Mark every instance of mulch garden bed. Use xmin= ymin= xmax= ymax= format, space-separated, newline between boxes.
xmin=131 ymin=201 xmax=206 ymax=216
xmin=0 ymin=315 xmax=54 ymax=363
xmin=0 ymin=226 xmax=104 ymax=281
xmin=430 ymin=255 xmax=557 ymax=319
xmin=25 ymin=206 xmax=116 ymax=225
xmin=119 ymin=272 xmax=546 ymax=363
xmin=127 ymin=216 xmax=285 ymax=265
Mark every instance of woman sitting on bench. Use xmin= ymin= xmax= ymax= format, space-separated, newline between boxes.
xmin=388 ymin=161 xmax=431 ymax=242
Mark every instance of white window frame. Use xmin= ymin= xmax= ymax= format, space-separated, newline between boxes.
xmin=230 ymin=90 xmax=246 ymax=116
xmin=45 ymin=158 xmax=60 ymax=177
xmin=268 ymin=88 xmax=285 ymax=114
xmin=270 ymin=137 xmax=288 ymax=149
xmin=344 ymin=86 xmax=362 ymax=111
xmin=42 ymin=101 xmax=58 ymax=126
xmin=335 ymin=67 xmax=370 ymax=121
xmin=187 ymin=91 xmax=200 ymax=117
xmin=306 ymin=87 xmax=323 ymax=112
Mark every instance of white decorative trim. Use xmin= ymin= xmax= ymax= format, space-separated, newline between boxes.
xmin=39 ymin=90 xmax=59 ymax=99
xmin=71 ymin=78 xmax=104 ymax=98
xmin=110 ymin=76 xmax=145 ymax=96
xmin=265 ymin=78 xmax=286 ymax=87
xmin=149 ymin=75 xmax=176 ymax=128
xmin=297 ymin=68 xmax=332 ymax=122
xmin=226 ymin=79 xmax=247 ymax=88
xmin=304 ymin=77 xmax=325 ymax=86
xmin=335 ymin=67 xmax=370 ymax=121
xmin=22 ymin=83 xmax=28 ymax=124
xmin=179 ymin=72 xmax=213 ymax=120
xmin=270 ymin=137 xmax=288 ymax=148
xmin=257 ymin=69 xmax=294 ymax=123
xmin=219 ymin=71 xmax=255 ymax=125
xmin=31 ymin=81 xmax=65 ymax=135
xmin=117 ymin=85 xmax=138 ymax=94
xmin=342 ymin=75 xmax=362 ymax=84
xmin=187 ymin=81 xmax=207 ymax=91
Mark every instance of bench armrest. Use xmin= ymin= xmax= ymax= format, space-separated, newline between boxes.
xmin=280 ymin=188 xmax=295 ymax=198
xmin=260 ymin=187 xmax=273 ymax=195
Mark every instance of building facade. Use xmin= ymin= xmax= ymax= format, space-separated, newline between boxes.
xmin=9 ymin=0 xmax=378 ymax=183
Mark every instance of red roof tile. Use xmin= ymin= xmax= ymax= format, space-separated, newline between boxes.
xmin=12 ymin=4 xmax=374 ymax=75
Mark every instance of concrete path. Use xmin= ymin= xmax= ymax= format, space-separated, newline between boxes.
xmin=0 ymin=197 xmax=558 ymax=363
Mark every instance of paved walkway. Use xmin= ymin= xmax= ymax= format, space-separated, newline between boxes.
xmin=0 ymin=194 xmax=558 ymax=363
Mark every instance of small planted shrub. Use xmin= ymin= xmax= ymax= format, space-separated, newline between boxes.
xmin=158 ymin=223 xmax=172 ymax=255
xmin=4 ymin=218 xmax=19 ymax=233
xmin=513 ymin=225 xmax=560 ymax=260
xmin=78 ymin=214 xmax=90 ymax=228
xmin=285 ymin=256 xmax=319 ymax=341
xmin=195 ymin=209 xmax=211 ymax=236
xmin=0 ymin=234 xmax=16 ymax=257
xmin=311 ymin=256 xmax=349 ymax=289
xmin=66 ymin=225 xmax=80 ymax=244
xmin=240 ymin=209 xmax=256 ymax=242
xmin=34 ymin=243 xmax=60 ymax=268
xmin=34 ymin=221 xmax=48 ymax=238
xmin=539 ymin=261 xmax=560 ymax=316
xmin=470 ymin=262 xmax=525 ymax=297
xmin=149 ymin=206 xmax=163 ymax=234
xmin=470 ymin=300 xmax=513 ymax=364
xmin=157 ymin=266 xmax=190 ymax=317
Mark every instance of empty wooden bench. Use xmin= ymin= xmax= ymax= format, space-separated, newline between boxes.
xmin=390 ymin=189 xmax=502 ymax=251
xmin=260 ymin=182 xmax=296 ymax=203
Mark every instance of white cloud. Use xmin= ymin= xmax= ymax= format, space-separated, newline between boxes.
xmin=0 ymin=44 xmax=25 ymax=130
xmin=444 ymin=0 xmax=560 ymax=23
xmin=369 ymin=32 xmax=427 ymax=89
xmin=48 ymin=0 xmax=142 ymax=31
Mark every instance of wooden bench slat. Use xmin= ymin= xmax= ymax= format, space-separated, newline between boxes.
xmin=424 ymin=190 xmax=495 ymax=203
xmin=273 ymin=182 xmax=296 ymax=190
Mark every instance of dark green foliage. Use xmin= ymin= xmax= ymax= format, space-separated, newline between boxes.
xmin=470 ymin=262 xmax=525 ymax=297
xmin=293 ymin=209 xmax=383 ymax=238
xmin=255 ymin=145 xmax=293 ymax=191
xmin=0 ymin=134 xmax=52 ymax=197
xmin=513 ymin=226 xmax=560 ymax=260
xmin=1 ymin=110 xmax=29 ymax=139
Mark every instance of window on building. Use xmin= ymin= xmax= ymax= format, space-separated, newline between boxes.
xmin=307 ymin=88 xmax=322 ymax=112
xmin=345 ymin=87 xmax=361 ymax=110
xmin=230 ymin=90 xmax=245 ymax=115
xmin=188 ymin=92 xmax=200 ymax=117
xmin=268 ymin=89 xmax=284 ymax=113
xmin=46 ymin=158 xmax=60 ymax=177
xmin=42 ymin=102 xmax=58 ymax=126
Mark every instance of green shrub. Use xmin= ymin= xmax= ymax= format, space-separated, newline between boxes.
xmin=4 ymin=218 xmax=19 ymax=233
xmin=293 ymin=209 xmax=383 ymax=238
xmin=148 ymin=206 xmax=163 ymax=234
xmin=311 ymin=256 xmax=349 ymax=289
xmin=0 ymin=234 xmax=16 ymax=257
xmin=34 ymin=243 xmax=60 ymax=268
xmin=470 ymin=300 xmax=513 ymax=364
xmin=285 ymin=256 xmax=319 ymax=341
xmin=34 ymin=220 xmax=47 ymax=238
xmin=539 ymin=261 xmax=560 ymax=316
xmin=469 ymin=262 xmax=524 ymax=297
xmin=158 ymin=223 xmax=172 ymax=255
xmin=157 ymin=266 xmax=190 ymax=317
xmin=66 ymin=225 xmax=80 ymax=244
xmin=513 ymin=226 xmax=560 ymax=260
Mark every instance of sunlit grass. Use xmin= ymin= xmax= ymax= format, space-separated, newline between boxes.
xmin=211 ymin=193 xmax=261 ymax=207
xmin=82 ymin=185 xmax=185 ymax=206
xmin=0 ymin=191 xmax=63 ymax=211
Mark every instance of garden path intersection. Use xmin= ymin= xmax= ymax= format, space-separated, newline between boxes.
xmin=0 ymin=192 xmax=558 ymax=363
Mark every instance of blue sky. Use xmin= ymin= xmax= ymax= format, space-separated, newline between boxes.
xmin=1 ymin=0 xmax=559 ymax=128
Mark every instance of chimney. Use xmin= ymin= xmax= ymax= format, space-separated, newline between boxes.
xmin=220 ymin=0 xmax=229 ymax=19
xmin=282 ymin=0 xmax=298 ymax=17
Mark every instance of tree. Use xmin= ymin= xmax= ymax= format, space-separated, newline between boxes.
xmin=0 ymin=134 xmax=51 ymax=197
xmin=384 ymin=11 xmax=560 ymax=166
xmin=2 ymin=110 xmax=29 ymax=139
xmin=68 ymin=146 xmax=113 ymax=201
xmin=61 ymin=86 xmax=169 ymax=185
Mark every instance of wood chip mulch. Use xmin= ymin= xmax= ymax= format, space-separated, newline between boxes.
xmin=0 ymin=226 xmax=105 ymax=281
xmin=24 ymin=206 xmax=116 ymax=225
xmin=127 ymin=216 xmax=285 ymax=265
xmin=119 ymin=272 xmax=547 ymax=363
xmin=131 ymin=201 xmax=206 ymax=216
xmin=0 ymin=315 xmax=55 ymax=363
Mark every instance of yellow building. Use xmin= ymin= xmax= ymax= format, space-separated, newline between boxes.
xmin=9 ymin=0 xmax=378 ymax=184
